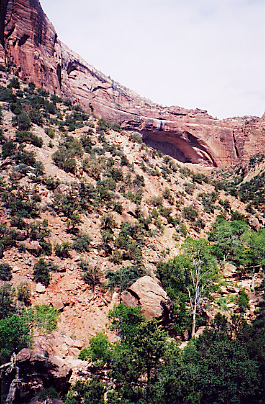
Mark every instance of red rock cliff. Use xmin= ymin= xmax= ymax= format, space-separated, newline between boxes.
xmin=1 ymin=0 xmax=265 ymax=167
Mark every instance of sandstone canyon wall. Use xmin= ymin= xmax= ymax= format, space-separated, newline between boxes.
xmin=1 ymin=0 xmax=265 ymax=167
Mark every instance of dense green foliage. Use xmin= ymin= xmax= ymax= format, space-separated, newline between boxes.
xmin=72 ymin=304 xmax=265 ymax=404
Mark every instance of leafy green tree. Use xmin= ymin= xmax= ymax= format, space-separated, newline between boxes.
xmin=181 ymin=238 xmax=218 ymax=337
xmin=65 ymin=377 xmax=106 ymax=404
xmin=209 ymin=218 xmax=248 ymax=262
xmin=108 ymin=304 xmax=169 ymax=403
xmin=0 ymin=314 xmax=32 ymax=362
xmin=78 ymin=333 xmax=112 ymax=368
xmin=0 ymin=284 xmax=16 ymax=320
xmin=237 ymin=228 xmax=265 ymax=289
xmin=157 ymin=238 xmax=218 ymax=338
xmin=22 ymin=304 xmax=60 ymax=334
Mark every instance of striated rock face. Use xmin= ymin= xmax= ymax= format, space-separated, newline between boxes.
xmin=1 ymin=0 xmax=265 ymax=167
xmin=1 ymin=348 xmax=71 ymax=403
xmin=121 ymin=276 xmax=173 ymax=321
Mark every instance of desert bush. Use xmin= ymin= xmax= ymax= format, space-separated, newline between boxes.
xmin=14 ymin=112 xmax=32 ymax=131
xmin=182 ymin=205 xmax=198 ymax=221
xmin=106 ymin=265 xmax=146 ymax=292
xmin=163 ymin=187 xmax=175 ymax=204
xmin=73 ymin=234 xmax=91 ymax=252
xmin=8 ymin=77 xmax=20 ymax=89
xmin=0 ymin=262 xmax=12 ymax=281
xmin=17 ymin=281 xmax=31 ymax=303
xmin=15 ymin=130 xmax=43 ymax=147
xmin=45 ymin=127 xmax=55 ymax=138
xmin=2 ymin=141 xmax=16 ymax=158
xmin=29 ymin=108 xmax=44 ymax=126
xmin=33 ymin=258 xmax=50 ymax=286
xmin=83 ymin=157 xmax=103 ymax=180
xmin=0 ymin=284 xmax=16 ymax=320
xmin=54 ymin=242 xmax=72 ymax=258
xmin=238 ymin=289 xmax=250 ymax=312
xmin=79 ymin=260 xmax=102 ymax=292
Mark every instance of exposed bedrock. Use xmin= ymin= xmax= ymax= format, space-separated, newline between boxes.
xmin=1 ymin=0 xmax=265 ymax=167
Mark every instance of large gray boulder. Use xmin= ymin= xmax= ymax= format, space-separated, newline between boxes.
xmin=121 ymin=276 xmax=173 ymax=321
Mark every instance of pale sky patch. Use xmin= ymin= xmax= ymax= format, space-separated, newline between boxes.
xmin=41 ymin=0 xmax=265 ymax=119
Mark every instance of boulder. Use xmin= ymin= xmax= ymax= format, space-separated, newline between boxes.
xmin=52 ymin=300 xmax=64 ymax=311
xmin=17 ymin=349 xmax=71 ymax=400
xmin=248 ymin=216 xmax=260 ymax=231
xmin=24 ymin=240 xmax=42 ymax=256
xmin=36 ymin=283 xmax=46 ymax=293
xmin=223 ymin=263 xmax=237 ymax=278
xmin=2 ymin=349 xmax=71 ymax=404
xmin=121 ymin=276 xmax=173 ymax=321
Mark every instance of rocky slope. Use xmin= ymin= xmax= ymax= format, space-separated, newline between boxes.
xmin=1 ymin=0 xmax=265 ymax=168
xmin=0 ymin=73 xmax=264 ymax=403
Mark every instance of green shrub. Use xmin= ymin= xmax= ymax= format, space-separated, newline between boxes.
xmin=0 ymin=284 xmax=16 ymax=320
xmin=29 ymin=108 xmax=44 ymax=126
xmin=33 ymin=258 xmax=50 ymax=286
xmin=238 ymin=289 xmax=250 ymax=312
xmin=54 ymin=242 xmax=72 ymax=258
xmin=45 ymin=127 xmax=55 ymax=138
xmin=28 ymin=304 xmax=60 ymax=333
xmin=17 ymin=281 xmax=31 ymax=303
xmin=79 ymin=261 xmax=102 ymax=292
xmin=52 ymin=149 xmax=76 ymax=173
xmin=182 ymin=205 xmax=198 ymax=221
xmin=78 ymin=332 xmax=112 ymax=368
xmin=163 ymin=187 xmax=175 ymax=204
xmin=106 ymin=265 xmax=146 ymax=291
xmin=0 ymin=314 xmax=32 ymax=362
xmin=81 ymin=134 xmax=92 ymax=153
xmin=2 ymin=141 xmax=16 ymax=158
xmin=83 ymin=157 xmax=103 ymax=180
xmin=0 ymin=86 xmax=15 ymax=102
xmin=184 ymin=182 xmax=195 ymax=195
xmin=8 ymin=77 xmax=20 ymax=89
xmin=113 ymin=201 xmax=123 ymax=214
xmin=15 ymin=130 xmax=43 ymax=147
xmin=0 ymin=262 xmax=12 ymax=281
xmin=178 ymin=222 xmax=188 ymax=237
xmin=14 ymin=112 xmax=32 ymax=131
xmin=38 ymin=388 xmax=59 ymax=401
xmin=73 ymin=234 xmax=91 ymax=252
xmin=15 ymin=149 xmax=36 ymax=167
xmin=195 ymin=217 xmax=206 ymax=230
xmin=65 ymin=377 xmax=106 ymax=404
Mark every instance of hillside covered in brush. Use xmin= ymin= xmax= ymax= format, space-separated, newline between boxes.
xmin=0 ymin=72 xmax=265 ymax=404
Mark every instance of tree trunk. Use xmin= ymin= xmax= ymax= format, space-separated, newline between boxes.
xmin=251 ymin=267 xmax=257 ymax=290
xmin=191 ymin=305 xmax=197 ymax=338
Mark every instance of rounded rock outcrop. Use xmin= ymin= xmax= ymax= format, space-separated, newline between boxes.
xmin=121 ymin=275 xmax=173 ymax=321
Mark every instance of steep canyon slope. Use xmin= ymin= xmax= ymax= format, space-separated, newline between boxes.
xmin=1 ymin=0 xmax=265 ymax=167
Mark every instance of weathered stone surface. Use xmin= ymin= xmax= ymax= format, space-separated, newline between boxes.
xmin=2 ymin=349 xmax=71 ymax=403
xmin=24 ymin=240 xmax=42 ymax=256
xmin=121 ymin=275 xmax=173 ymax=321
xmin=248 ymin=216 xmax=260 ymax=231
xmin=52 ymin=299 xmax=64 ymax=311
xmin=36 ymin=283 xmax=46 ymax=293
xmin=223 ymin=263 xmax=237 ymax=278
xmin=1 ymin=0 xmax=265 ymax=167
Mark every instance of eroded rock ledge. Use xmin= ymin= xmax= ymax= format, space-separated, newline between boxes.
xmin=1 ymin=0 xmax=265 ymax=167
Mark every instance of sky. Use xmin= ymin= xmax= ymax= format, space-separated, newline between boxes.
xmin=41 ymin=0 xmax=265 ymax=119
